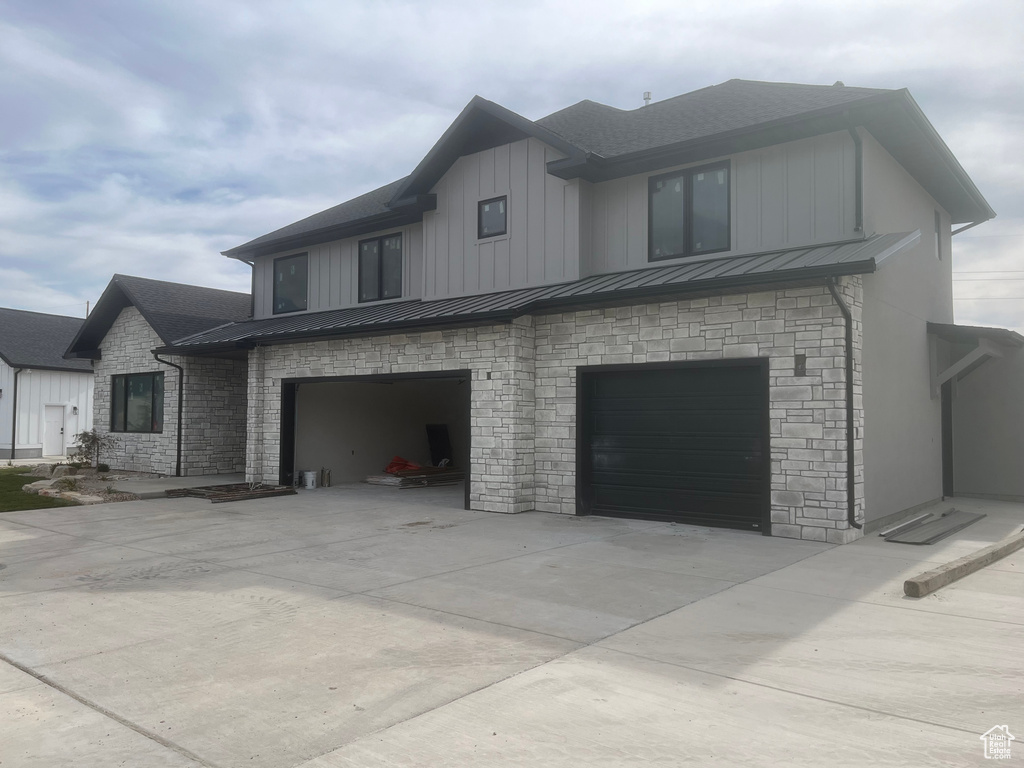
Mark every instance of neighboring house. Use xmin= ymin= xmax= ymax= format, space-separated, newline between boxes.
xmin=148 ymin=79 xmax=1011 ymax=542
xmin=65 ymin=275 xmax=251 ymax=476
xmin=0 ymin=308 xmax=94 ymax=459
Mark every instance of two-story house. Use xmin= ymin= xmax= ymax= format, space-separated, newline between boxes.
xmin=123 ymin=79 xmax=1012 ymax=542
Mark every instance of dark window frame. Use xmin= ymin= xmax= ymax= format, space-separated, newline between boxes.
xmin=110 ymin=372 xmax=164 ymax=434
xmin=272 ymin=252 xmax=309 ymax=315
xmin=477 ymin=195 xmax=508 ymax=240
xmin=357 ymin=232 xmax=403 ymax=303
xmin=648 ymin=161 xmax=731 ymax=262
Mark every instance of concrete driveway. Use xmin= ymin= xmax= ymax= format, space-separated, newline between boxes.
xmin=0 ymin=487 xmax=1020 ymax=767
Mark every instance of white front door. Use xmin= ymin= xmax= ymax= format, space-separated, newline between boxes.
xmin=43 ymin=406 xmax=65 ymax=456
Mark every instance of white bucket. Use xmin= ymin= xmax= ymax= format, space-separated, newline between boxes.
xmin=302 ymin=471 xmax=317 ymax=490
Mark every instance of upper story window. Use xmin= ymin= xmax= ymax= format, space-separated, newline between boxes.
xmin=111 ymin=372 xmax=164 ymax=433
xmin=273 ymin=253 xmax=308 ymax=314
xmin=934 ymin=210 xmax=943 ymax=261
xmin=359 ymin=233 xmax=403 ymax=302
xmin=649 ymin=163 xmax=730 ymax=261
xmin=478 ymin=196 xmax=507 ymax=239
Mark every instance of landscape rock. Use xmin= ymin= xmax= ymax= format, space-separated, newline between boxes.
xmin=51 ymin=465 xmax=79 ymax=479
xmin=22 ymin=479 xmax=56 ymax=494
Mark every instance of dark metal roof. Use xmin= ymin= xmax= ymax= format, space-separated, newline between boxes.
xmin=927 ymin=322 xmax=1024 ymax=347
xmin=66 ymin=275 xmax=252 ymax=359
xmin=164 ymin=232 xmax=917 ymax=353
xmin=0 ymin=308 xmax=93 ymax=372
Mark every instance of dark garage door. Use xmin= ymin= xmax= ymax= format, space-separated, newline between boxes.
xmin=578 ymin=362 xmax=769 ymax=532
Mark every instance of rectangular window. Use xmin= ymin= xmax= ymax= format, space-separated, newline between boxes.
xmin=110 ymin=372 xmax=164 ymax=433
xmin=478 ymin=196 xmax=507 ymax=239
xmin=359 ymin=233 xmax=403 ymax=302
xmin=649 ymin=163 xmax=730 ymax=261
xmin=935 ymin=210 xmax=943 ymax=261
xmin=273 ymin=253 xmax=308 ymax=314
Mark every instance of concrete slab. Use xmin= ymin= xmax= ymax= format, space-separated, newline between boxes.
xmin=598 ymin=582 xmax=1024 ymax=735
xmin=368 ymin=551 xmax=735 ymax=642
xmin=0 ymin=672 xmax=202 ymax=767
xmin=753 ymin=544 xmax=1024 ymax=624
xmin=297 ymin=645 xmax=983 ymax=768
xmin=34 ymin=595 xmax=577 ymax=768
xmin=111 ymin=472 xmax=245 ymax=499
xmin=1 ymin=490 xmax=1021 ymax=766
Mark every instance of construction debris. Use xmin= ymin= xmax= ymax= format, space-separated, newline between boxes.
xmin=166 ymin=483 xmax=296 ymax=503
xmin=365 ymin=467 xmax=465 ymax=488
xmin=883 ymin=508 xmax=985 ymax=545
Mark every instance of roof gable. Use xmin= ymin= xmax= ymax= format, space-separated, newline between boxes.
xmin=0 ymin=308 xmax=93 ymax=372
xmin=224 ymin=79 xmax=993 ymax=258
xmin=66 ymin=275 xmax=252 ymax=358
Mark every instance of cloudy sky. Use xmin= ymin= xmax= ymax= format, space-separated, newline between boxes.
xmin=1 ymin=0 xmax=1022 ymax=328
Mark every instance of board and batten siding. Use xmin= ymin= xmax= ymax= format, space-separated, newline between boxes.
xmin=422 ymin=137 xmax=581 ymax=300
xmin=252 ymin=224 xmax=424 ymax=319
xmin=1 ymin=366 xmax=94 ymax=456
xmin=0 ymin=359 xmax=15 ymax=453
xmin=582 ymin=130 xmax=858 ymax=276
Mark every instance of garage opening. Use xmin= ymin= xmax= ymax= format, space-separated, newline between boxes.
xmin=577 ymin=360 xmax=770 ymax=533
xmin=280 ymin=371 xmax=471 ymax=509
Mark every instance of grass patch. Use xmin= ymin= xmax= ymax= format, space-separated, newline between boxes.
xmin=0 ymin=466 xmax=77 ymax=512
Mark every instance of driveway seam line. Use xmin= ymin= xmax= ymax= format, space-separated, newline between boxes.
xmin=0 ymin=651 xmax=221 ymax=768
xmin=593 ymin=645 xmax=981 ymax=736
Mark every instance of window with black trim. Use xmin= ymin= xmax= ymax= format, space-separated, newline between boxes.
xmin=649 ymin=163 xmax=730 ymax=261
xmin=359 ymin=233 xmax=403 ymax=302
xmin=111 ymin=372 xmax=164 ymax=433
xmin=478 ymin=196 xmax=507 ymax=239
xmin=273 ymin=253 xmax=308 ymax=314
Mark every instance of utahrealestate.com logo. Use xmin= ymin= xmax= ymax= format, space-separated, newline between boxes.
xmin=980 ymin=726 xmax=1015 ymax=760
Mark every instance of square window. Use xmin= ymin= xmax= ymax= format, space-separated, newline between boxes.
xmin=273 ymin=253 xmax=308 ymax=314
xmin=110 ymin=372 xmax=164 ymax=433
xmin=649 ymin=163 xmax=730 ymax=261
xmin=478 ymin=196 xmax=507 ymax=239
xmin=359 ymin=233 xmax=403 ymax=302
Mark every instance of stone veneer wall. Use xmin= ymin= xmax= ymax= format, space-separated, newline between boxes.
xmin=94 ymin=307 xmax=247 ymax=475
xmin=247 ymin=277 xmax=863 ymax=541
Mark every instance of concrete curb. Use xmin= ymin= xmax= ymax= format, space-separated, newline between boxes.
xmin=904 ymin=528 xmax=1024 ymax=598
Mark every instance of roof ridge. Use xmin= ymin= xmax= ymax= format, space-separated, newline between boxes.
xmin=0 ymin=307 xmax=85 ymax=322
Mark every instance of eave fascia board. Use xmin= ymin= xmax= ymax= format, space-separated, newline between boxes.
xmin=888 ymin=91 xmax=996 ymax=223
xmin=222 ymin=199 xmax=436 ymax=261
xmin=545 ymin=91 xmax=907 ymax=182
xmin=387 ymin=96 xmax=587 ymax=204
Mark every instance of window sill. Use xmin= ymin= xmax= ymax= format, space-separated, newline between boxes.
xmin=475 ymin=235 xmax=509 ymax=247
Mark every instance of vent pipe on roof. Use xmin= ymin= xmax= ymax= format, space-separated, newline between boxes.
xmin=643 ymin=91 xmax=651 ymax=107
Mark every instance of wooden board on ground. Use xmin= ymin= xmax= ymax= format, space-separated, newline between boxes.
xmin=365 ymin=467 xmax=465 ymax=489
xmin=166 ymin=484 xmax=297 ymax=503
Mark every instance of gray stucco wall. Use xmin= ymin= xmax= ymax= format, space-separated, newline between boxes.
xmin=860 ymin=129 xmax=953 ymax=522
xmin=94 ymin=307 xmax=247 ymax=475
xmin=246 ymin=278 xmax=864 ymax=542
xmin=952 ymin=347 xmax=1024 ymax=500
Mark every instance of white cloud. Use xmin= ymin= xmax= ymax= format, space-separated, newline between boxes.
xmin=0 ymin=0 xmax=1021 ymax=329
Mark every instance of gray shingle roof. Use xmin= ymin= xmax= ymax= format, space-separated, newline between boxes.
xmin=536 ymin=79 xmax=892 ymax=157
xmin=165 ymin=232 xmax=917 ymax=352
xmin=66 ymin=274 xmax=252 ymax=358
xmin=112 ymin=274 xmax=252 ymax=343
xmin=0 ymin=308 xmax=93 ymax=372
xmin=226 ymin=178 xmax=408 ymax=257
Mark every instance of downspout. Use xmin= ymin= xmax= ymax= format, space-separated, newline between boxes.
xmin=826 ymin=276 xmax=862 ymax=530
xmin=9 ymin=368 xmax=21 ymax=460
xmin=152 ymin=352 xmax=184 ymax=477
xmin=847 ymin=127 xmax=863 ymax=233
